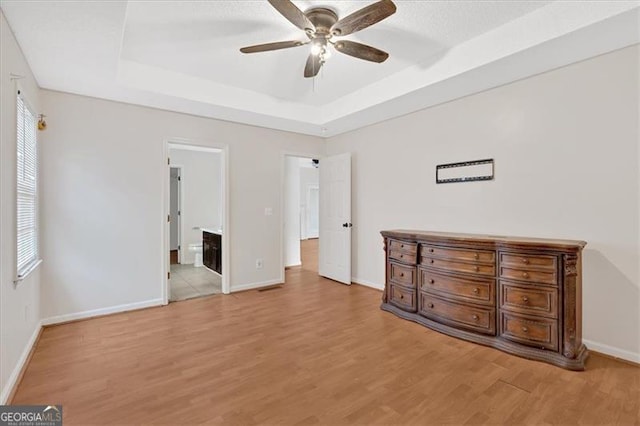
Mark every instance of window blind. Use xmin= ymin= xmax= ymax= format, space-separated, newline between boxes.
xmin=16 ymin=92 xmax=38 ymax=277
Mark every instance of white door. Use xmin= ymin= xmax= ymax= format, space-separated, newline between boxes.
xmin=319 ymin=153 xmax=351 ymax=284
xmin=169 ymin=167 xmax=181 ymax=262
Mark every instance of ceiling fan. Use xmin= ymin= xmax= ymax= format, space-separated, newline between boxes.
xmin=240 ymin=0 xmax=397 ymax=78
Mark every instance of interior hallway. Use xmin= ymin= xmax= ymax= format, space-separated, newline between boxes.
xmin=9 ymin=239 xmax=639 ymax=425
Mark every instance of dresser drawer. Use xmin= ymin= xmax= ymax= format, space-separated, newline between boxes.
xmin=499 ymin=266 xmax=557 ymax=286
xmin=500 ymin=312 xmax=558 ymax=351
xmin=389 ymin=239 xmax=417 ymax=255
xmin=422 ymin=244 xmax=495 ymax=264
xmin=500 ymin=252 xmax=557 ymax=270
xmin=419 ymin=269 xmax=495 ymax=306
xmin=389 ymin=262 xmax=416 ymax=288
xmin=421 ymin=257 xmax=495 ymax=277
xmin=500 ymin=281 xmax=558 ymax=319
xmin=419 ymin=294 xmax=496 ymax=335
xmin=389 ymin=249 xmax=417 ymax=265
xmin=389 ymin=285 xmax=417 ymax=312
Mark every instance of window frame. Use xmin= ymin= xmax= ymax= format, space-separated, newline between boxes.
xmin=14 ymin=86 xmax=41 ymax=283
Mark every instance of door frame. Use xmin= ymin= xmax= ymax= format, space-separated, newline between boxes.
xmin=162 ymin=138 xmax=230 ymax=304
xmin=280 ymin=151 xmax=322 ymax=281
xmin=169 ymin=165 xmax=184 ymax=264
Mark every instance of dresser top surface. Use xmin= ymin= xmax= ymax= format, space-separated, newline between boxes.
xmin=381 ymin=230 xmax=586 ymax=251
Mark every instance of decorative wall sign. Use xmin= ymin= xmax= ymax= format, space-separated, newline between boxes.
xmin=436 ymin=158 xmax=494 ymax=184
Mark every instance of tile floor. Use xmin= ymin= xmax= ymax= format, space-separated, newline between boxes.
xmin=169 ymin=263 xmax=222 ymax=302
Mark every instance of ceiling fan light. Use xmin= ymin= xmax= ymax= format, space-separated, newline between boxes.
xmin=310 ymin=43 xmax=322 ymax=56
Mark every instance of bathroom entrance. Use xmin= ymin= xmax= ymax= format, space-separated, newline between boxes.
xmin=165 ymin=142 xmax=228 ymax=303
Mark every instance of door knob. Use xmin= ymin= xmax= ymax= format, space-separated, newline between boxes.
xmin=342 ymin=223 xmax=353 ymax=228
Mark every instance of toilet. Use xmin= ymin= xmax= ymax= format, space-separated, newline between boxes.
xmin=188 ymin=243 xmax=203 ymax=267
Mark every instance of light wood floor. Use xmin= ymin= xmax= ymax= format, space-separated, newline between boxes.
xmin=300 ymin=238 xmax=318 ymax=273
xmin=12 ymin=239 xmax=640 ymax=425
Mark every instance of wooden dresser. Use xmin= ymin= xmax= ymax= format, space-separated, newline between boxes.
xmin=381 ymin=230 xmax=588 ymax=370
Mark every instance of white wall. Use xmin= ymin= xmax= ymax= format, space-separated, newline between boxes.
xmin=284 ymin=156 xmax=301 ymax=267
xmin=39 ymin=90 xmax=324 ymax=320
xmin=0 ymin=11 xmax=42 ymax=402
xmin=326 ymin=45 xmax=640 ymax=361
xmin=300 ymin=161 xmax=319 ymax=239
xmin=169 ymin=148 xmax=222 ymax=265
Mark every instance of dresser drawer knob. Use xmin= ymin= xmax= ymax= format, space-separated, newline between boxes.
xmin=474 ymin=266 xmax=479 ymax=272
xmin=400 ymin=272 xmax=404 ymax=277
xmin=522 ymin=272 xmax=529 ymax=279
xmin=430 ymin=259 xmax=434 ymax=264
xmin=522 ymin=258 xmax=529 ymax=264
xmin=428 ymin=303 xmax=434 ymax=308
xmin=400 ymin=254 xmax=404 ymax=259
xmin=429 ymin=248 xmax=434 ymax=253
xmin=473 ymin=288 xmax=479 ymax=294
xmin=429 ymin=279 xmax=435 ymax=284
xmin=400 ymin=294 xmax=404 ymax=299
xmin=522 ymin=296 xmax=529 ymax=302
xmin=401 ymin=244 xmax=405 ymax=248
xmin=472 ymin=314 xmax=479 ymax=320
xmin=474 ymin=253 xmax=479 ymax=260
xmin=522 ymin=326 xmax=529 ymax=333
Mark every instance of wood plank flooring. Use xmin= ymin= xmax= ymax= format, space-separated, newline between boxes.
xmin=300 ymin=238 xmax=318 ymax=273
xmin=12 ymin=239 xmax=640 ymax=425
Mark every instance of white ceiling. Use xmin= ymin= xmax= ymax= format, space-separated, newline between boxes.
xmin=2 ymin=1 xmax=639 ymax=137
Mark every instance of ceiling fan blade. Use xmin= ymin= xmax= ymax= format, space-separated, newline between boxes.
xmin=331 ymin=0 xmax=396 ymax=37
xmin=334 ymin=40 xmax=389 ymax=63
xmin=240 ymin=40 xmax=305 ymax=54
xmin=304 ymin=53 xmax=323 ymax=78
xmin=268 ymin=0 xmax=315 ymax=32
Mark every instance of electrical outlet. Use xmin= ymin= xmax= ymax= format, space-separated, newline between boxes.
xmin=264 ymin=207 xmax=273 ymax=216
xmin=256 ymin=258 xmax=263 ymax=269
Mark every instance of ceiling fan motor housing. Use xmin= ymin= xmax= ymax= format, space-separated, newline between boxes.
xmin=305 ymin=8 xmax=339 ymax=36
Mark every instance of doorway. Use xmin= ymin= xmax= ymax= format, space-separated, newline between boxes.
xmin=163 ymin=141 xmax=230 ymax=304
xmin=283 ymin=155 xmax=320 ymax=275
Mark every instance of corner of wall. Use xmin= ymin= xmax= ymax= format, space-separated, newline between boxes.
xmin=0 ymin=9 xmax=43 ymax=403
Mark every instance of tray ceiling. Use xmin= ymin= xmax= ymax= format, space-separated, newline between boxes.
xmin=2 ymin=1 xmax=638 ymax=137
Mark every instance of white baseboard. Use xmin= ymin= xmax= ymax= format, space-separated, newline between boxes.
xmin=1 ymin=321 xmax=42 ymax=404
xmin=41 ymin=298 xmax=164 ymax=326
xmin=285 ymin=262 xmax=301 ymax=268
xmin=351 ymin=277 xmax=384 ymax=291
xmin=231 ymin=279 xmax=283 ymax=293
xmin=583 ymin=339 xmax=639 ymax=364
